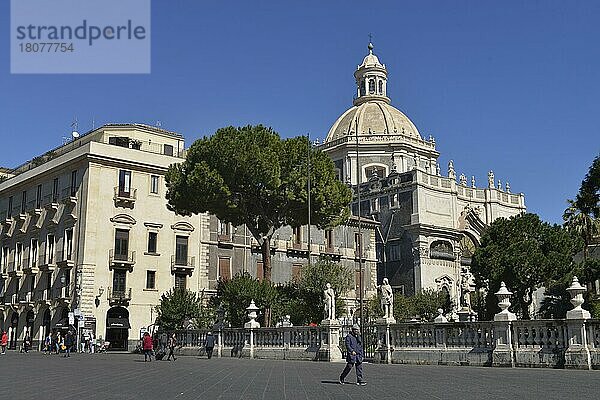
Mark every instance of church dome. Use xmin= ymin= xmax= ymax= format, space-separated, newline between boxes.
xmin=325 ymin=43 xmax=422 ymax=143
xmin=325 ymin=100 xmax=422 ymax=142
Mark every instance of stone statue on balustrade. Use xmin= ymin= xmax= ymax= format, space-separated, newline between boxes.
xmin=323 ymin=283 xmax=336 ymax=321
xmin=488 ymin=170 xmax=495 ymax=188
xmin=378 ymin=278 xmax=396 ymax=323
xmin=460 ymin=273 xmax=472 ymax=310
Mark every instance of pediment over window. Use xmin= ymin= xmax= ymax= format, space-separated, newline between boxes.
xmin=110 ymin=214 xmax=137 ymax=226
xmin=171 ymin=221 xmax=194 ymax=232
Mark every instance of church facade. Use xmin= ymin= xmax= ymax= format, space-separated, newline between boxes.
xmin=320 ymin=43 xmax=526 ymax=309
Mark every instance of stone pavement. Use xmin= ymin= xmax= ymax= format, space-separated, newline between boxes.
xmin=0 ymin=351 xmax=597 ymax=399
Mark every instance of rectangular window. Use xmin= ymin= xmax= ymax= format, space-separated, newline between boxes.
xmin=114 ymin=229 xmax=129 ymax=261
xmin=113 ymin=270 xmax=126 ymax=294
xmin=174 ymin=273 xmax=186 ymax=290
xmin=109 ymin=136 xmax=130 ymax=148
xmin=256 ymin=261 xmax=263 ymax=282
xmin=36 ymin=184 xmax=42 ymax=209
xmin=325 ymin=230 xmax=334 ymax=249
xmin=147 ymin=232 xmax=158 ymax=254
xmin=217 ymin=220 xmax=230 ymax=235
xmin=65 ymin=229 xmax=74 ymax=260
xmin=293 ymin=226 xmax=302 ymax=245
xmin=52 ymin=178 xmax=59 ymax=202
xmin=70 ymin=170 xmax=77 ymax=197
xmin=21 ymin=190 xmax=27 ymax=214
xmin=291 ymin=263 xmax=302 ymax=281
xmin=389 ymin=244 xmax=400 ymax=261
xmin=16 ymin=243 xmax=23 ymax=269
xmin=1 ymin=247 xmax=7 ymax=273
xmin=29 ymin=275 xmax=35 ymax=294
xmin=118 ymin=170 xmax=132 ymax=196
xmin=47 ymin=234 xmax=55 ymax=264
xmin=354 ymin=233 xmax=362 ymax=258
xmin=46 ymin=271 xmax=52 ymax=291
xmin=218 ymin=257 xmax=231 ymax=281
xmin=146 ymin=270 xmax=156 ymax=290
xmin=7 ymin=196 xmax=12 ymax=218
xmin=150 ymin=175 xmax=159 ymax=194
xmin=163 ymin=144 xmax=174 ymax=156
xmin=175 ymin=236 xmax=188 ymax=265
xmin=30 ymin=239 xmax=38 ymax=268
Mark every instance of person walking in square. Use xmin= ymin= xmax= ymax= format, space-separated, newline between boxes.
xmin=166 ymin=333 xmax=177 ymax=361
xmin=64 ymin=331 xmax=74 ymax=357
xmin=205 ymin=332 xmax=215 ymax=359
xmin=1 ymin=330 xmax=7 ymax=354
xmin=142 ymin=332 xmax=153 ymax=362
xmin=339 ymin=324 xmax=367 ymax=386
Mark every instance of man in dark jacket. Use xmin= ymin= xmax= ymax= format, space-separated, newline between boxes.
xmin=339 ymin=324 xmax=367 ymax=385
xmin=205 ymin=332 xmax=215 ymax=359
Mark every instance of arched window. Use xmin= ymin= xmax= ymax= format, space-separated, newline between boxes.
xmin=378 ymin=80 xmax=383 ymax=94
xmin=360 ymin=80 xmax=366 ymax=96
xmin=368 ymin=79 xmax=375 ymax=94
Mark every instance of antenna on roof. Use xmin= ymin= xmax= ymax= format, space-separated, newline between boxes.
xmin=71 ymin=117 xmax=80 ymax=139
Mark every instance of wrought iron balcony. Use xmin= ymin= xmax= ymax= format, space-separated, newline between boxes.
xmin=109 ymin=250 xmax=136 ymax=271
xmin=37 ymin=288 xmax=52 ymax=306
xmin=43 ymin=193 xmax=60 ymax=210
xmin=38 ymin=252 xmax=57 ymax=272
xmin=56 ymin=250 xmax=75 ymax=268
xmin=7 ymin=261 xmax=23 ymax=277
xmin=171 ymin=255 xmax=195 ymax=275
xmin=18 ymin=292 xmax=35 ymax=308
xmin=113 ymin=187 xmax=137 ymax=207
xmin=54 ymin=286 xmax=70 ymax=304
xmin=22 ymin=257 xmax=39 ymax=274
xmin=107 ymin=286 xmax=132 ymax=306
xmin=61 ymin=187 xmax=77 ymax=206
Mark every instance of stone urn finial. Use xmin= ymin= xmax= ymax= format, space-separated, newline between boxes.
xmin=434 ymin=308 xmax=448 ymax=323
xmin=566 ymin=276 xmax=591 ymax=319
xmin=244 ymin=299 xmax=261 ymax=328
xmin=494 ymin=282 xmax=516 ymax=321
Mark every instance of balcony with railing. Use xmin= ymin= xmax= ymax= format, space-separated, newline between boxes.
xmin=18 ymin=291 xmax=35 ymax=308
xmin=109 ymin=250 xmax=136 ymax=271
xmin=171 ymin=255 xmax=195 ymax=275
xmin=54 ymin=286 xmax=70 ymax=304
xmin=38 ymin=252 xmax=57 ymax=271
xmin=286 ymin=240 xmax=309 ymax=257
xmin=43 ymin=193 xmax=60 ymax=210
xmin=107 ymin=286 xmax=132 ymax=306
xmin=23 ymin=257 xmax=39 ymax=274
xmin=37 ymin=288 xmax=52 ymax=306
xmin=7 ymin=260 xmax=23 ymax=277
xmin=113 ymin=187 xmax=137 ymax=207
xmin=61 ymin=187 xmax=77 ymax=206
xmin=56 ymin=250 xmax=75 ymax=268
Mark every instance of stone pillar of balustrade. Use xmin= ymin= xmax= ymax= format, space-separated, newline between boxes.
xmin=375 ymin=315 xmax=395 ymax=364
xmin=317 ymin=318 xmax=343 ymax=362
xmin=492 ymin=282 xmax=516 ymax=367
xmin=281 ymin=315 xmax=292 ymax=350
xmin=564 ymin=276 xmax=592 ymax=369
xmin=244 ymin=300 xmax=260 ymax=359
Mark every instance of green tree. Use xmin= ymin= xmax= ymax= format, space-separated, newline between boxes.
xmin=155 ymin=289 xmax=210 ymax=330
xmin=471 ymin=213 xmax=579 ymax=319
xmin=367 ymin=289 xmax=451 ymax=322
xmin=211 ymin=272 xmax=279 ymax=327
xmin=165 ymin=125 xmax=352 ymax=283
xmin=292 ymin=256 xmax=354 ymax=324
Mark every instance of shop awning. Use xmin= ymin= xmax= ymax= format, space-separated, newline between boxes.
xmin=107 ymin=317 xmax=131 ymax=329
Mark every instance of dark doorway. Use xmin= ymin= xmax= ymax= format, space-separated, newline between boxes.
xmin=9 ymin=312 xmax=19 ymax=350
xmin=105 ymin=307 xmax=130 ymax=351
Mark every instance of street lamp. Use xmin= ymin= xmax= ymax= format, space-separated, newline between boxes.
xmin=354 ymin=120 xmax=364 ymax=340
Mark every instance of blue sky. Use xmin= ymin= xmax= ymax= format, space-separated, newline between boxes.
xmin=1 ymin=1 xmax=599 ymax=224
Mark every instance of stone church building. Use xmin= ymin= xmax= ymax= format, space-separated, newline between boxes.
xmin=319 ymin=43 xmax=526 ymax=307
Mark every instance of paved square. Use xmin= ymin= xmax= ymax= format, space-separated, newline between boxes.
xmin=0 ymin=352 xmax=597 ymax=399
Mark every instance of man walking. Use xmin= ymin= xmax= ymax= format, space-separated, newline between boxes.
xmin=205 ymin=332 xmax=215 ymax=359
xmin=339 ymin=324 xmax=367 ymax=386
xmin=166 ymin=333 xmax=177 ymax=361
